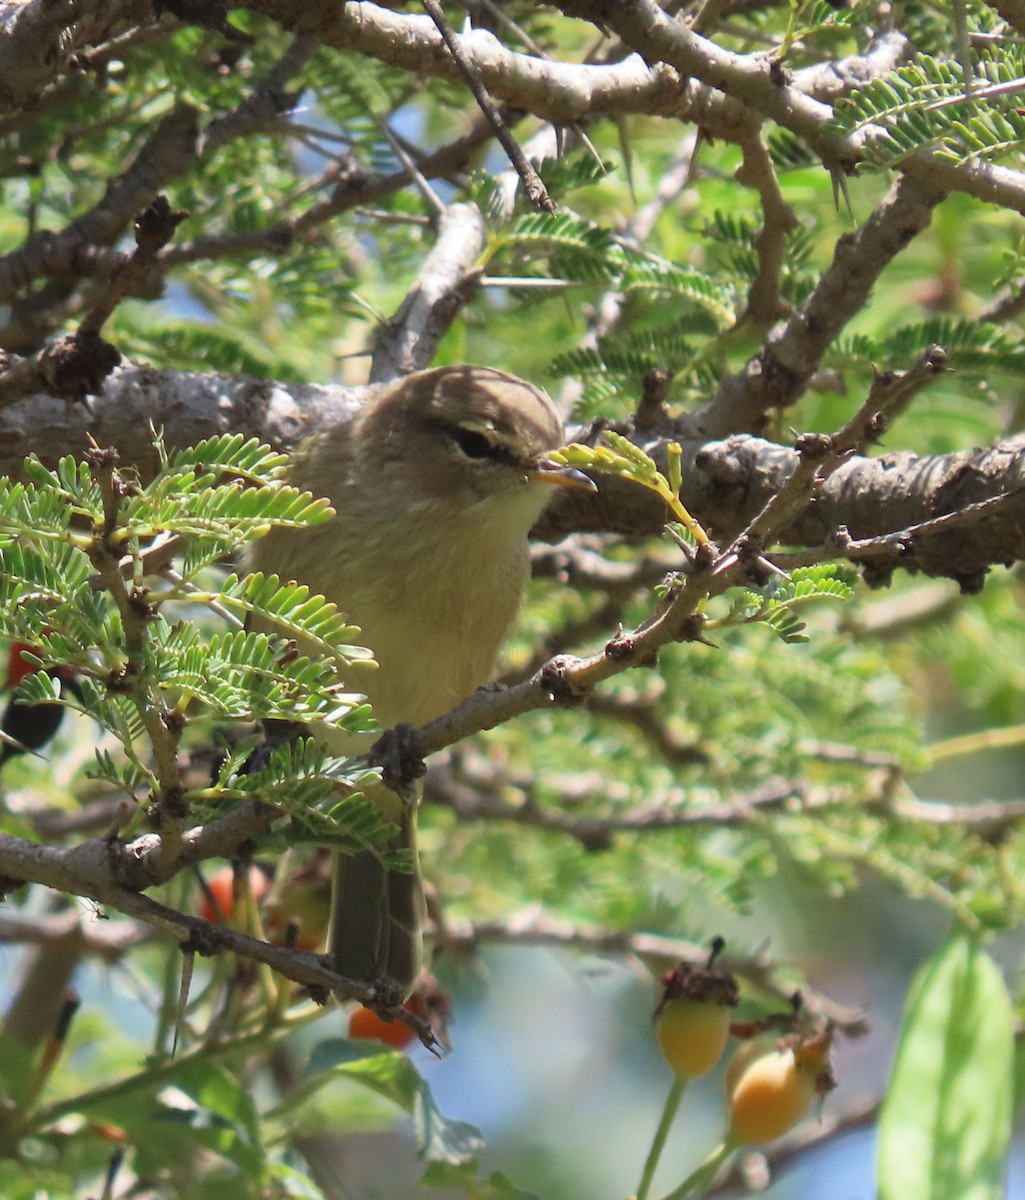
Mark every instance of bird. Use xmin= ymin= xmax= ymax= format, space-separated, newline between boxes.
xmin=249 ymin=364 xmax=592 ymax=996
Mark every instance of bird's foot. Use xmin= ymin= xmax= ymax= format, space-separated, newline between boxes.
xmin=372 ymin=722 xmax=426 ymax=792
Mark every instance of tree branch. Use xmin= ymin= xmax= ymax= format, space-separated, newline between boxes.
xmin=0 ymin=826 xmax=435 ymax=1022
xmin=439 ymin=913 xmax=867 ymax=1032
xmin=7 ymin=359 xmax=1025 ymax=583
xmin=369 ymin=202 xmax=487 ymax=382
xmin=695 ymin=174 xmax=945 ymax=436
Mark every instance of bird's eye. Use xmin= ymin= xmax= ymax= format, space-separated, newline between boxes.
xmin=451 ymin=427 xmax=495 ymax=460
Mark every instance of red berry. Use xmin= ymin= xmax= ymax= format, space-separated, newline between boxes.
xmin=348 ymin=994 xmax=427 ymax=1050
xmin=199 ymin=864 xmax=269 ymax=925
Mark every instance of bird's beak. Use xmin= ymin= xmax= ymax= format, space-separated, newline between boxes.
xmin=529 ymin=459 xmax=598 ymax=492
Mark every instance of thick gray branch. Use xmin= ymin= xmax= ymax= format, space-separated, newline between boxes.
xmin=0 ymin=0 xmax=150 ymax=113
xmin=0 ymin=363 xmax=362 ymax=472
xmin=237 ymin=0 xmax=1025 ymax=214
xmin=5 ymin=364 xmax=1025 ymax=584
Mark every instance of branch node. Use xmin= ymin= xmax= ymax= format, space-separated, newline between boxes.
xmin=794 ymin=431 xmax=833 ymax=461
xmin=372 ymin=723 xmax=427 ymax=790
xmin=953 ymin=568 xmax=988 ymax=595
xmin=635 ymin=366 xmax=674 ymax=431
xmin=604 ymin=630 xmax=636 ymax=661
xmin=539 ymin=655 xmax=584 ymax=706
xmin=43 ymin=333 xmax=121 ymax=404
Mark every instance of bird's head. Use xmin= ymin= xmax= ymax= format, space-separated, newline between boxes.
xmin=356 ymin=365 xmax=594 ymax=522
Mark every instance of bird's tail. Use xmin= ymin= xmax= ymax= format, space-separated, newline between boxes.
xmin=330 ymin=792 xmax=424 ymax=999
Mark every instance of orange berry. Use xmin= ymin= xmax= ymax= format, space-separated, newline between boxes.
xmin=348 ymin=994 xmax=427 ymax=1050
xmin=724 ymin=1034 xmax=777 ymax=1098
xmin=199 ymin=864 xmax=269 ymax=926
xmin=727 ymin=1049 xmax=813 ymax=1144
xmin=727 ymin=1032 xmax=835 ymax=1145
xmin=656 ymin=998 xmax=732 ymax=1080
xmin=4 ymin=641 xmax=40 ymax=690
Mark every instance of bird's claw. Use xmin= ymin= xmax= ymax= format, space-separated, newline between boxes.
xmin=372 ymin=722 xmax=426 ymax=792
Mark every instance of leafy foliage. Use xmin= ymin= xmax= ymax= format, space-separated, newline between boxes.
xmin=0 ymin=433 xmax=374 ymax=810
xmin=830 ymin=46 xmax=1025 ymax=168
xmin=551 ymin=433 xmax=711 ymax=546
xmin=877 ymin=931 xmax=1014 ymax=1200
xmin=829 ymin=316 xmax=1025 ymax=379
xmin=718 ymin=565 xmax=856 ymax=644
xmin=5 ymin=0 xmax=1025 ymax=1197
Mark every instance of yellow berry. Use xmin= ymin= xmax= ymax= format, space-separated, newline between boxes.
xmin=656 ymin=998 xmax=731 ymax=1080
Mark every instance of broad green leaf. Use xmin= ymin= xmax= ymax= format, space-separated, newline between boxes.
xmin=420 ymin=1162 xmax=542 ymax=1197
xmin=414 ymin=1081 xmax=485 ymax=1167
xmin=877 ymin=929 xmax=1013 ymax=1200
xmin=297 ymin=1040 xmax=486 ymax=1170
xmin=305 ymin=1037 xmax=423 ymax=1111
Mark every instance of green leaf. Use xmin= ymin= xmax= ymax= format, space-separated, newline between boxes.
xmin=80 ymin=1058 xmax=267 ymax=1181
xmin=420 ymin=1163 xmax=542 ymax=1197
xmin=719 ymin=565 xmax=854 ymax=642
xmin=89 ymin=748 xmax=154 ymax=795
xmin=126 ymin=319 xmax=312 ymax=381
xmin=536 ymin=151 xmax=614 ymax=195
xmin=152 ymin=624 xmax=369 ymax=726
xmin=827 ymin=48 xmax=1025 ymax=169
xmin=298 ymin=1040 xmax=486 ymax=1172
xmin=501 ymin=211 xmax=618 ymax=280
xmin=414 ymin=1081 xmax=485 ymax=1167
xmin=165 ymin=433 xmax=291 ymax=485
xmin=215 ymin=572 xmax=373 ymax=665
xmin=877 ymin=928 xmax=1014 ymax=1200
xmin=619 ymin=258 xmax=736 ymax=324
xmin=305 ymin=1037 xmax=423 ymax=1111
xmin=266 ymin=1163 xmax=326 ymax=1198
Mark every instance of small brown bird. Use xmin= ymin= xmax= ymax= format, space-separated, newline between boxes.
xmin=250 ymin=364 xmax=591 ymax=995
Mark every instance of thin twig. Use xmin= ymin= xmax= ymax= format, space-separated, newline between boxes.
xmin=706 ymin=1096 xmax=880 ymax=1194
xmin=375 ymin=116 xmax=446 ymax=218
xmin=773 ymin=484 xmax=1025 ymax=571
xmin=421 ymin=0 xmax=556 ymax=212
xmin=439 ymin=914 xmax=868 ymax=1032
xmin=79 ymin=197 xmax=189 ymax=337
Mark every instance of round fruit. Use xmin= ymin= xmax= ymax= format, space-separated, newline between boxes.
xmin=727 ymin=1040 xmax=831 ymax=1145
xmin=348 ymin=994 xmax=427 ymax=1050
xmin=724 ymin=1033 xmax=777 ymax=1097
xmin=200 ymin=864 xmax=269 ymax=926
xmin=656 ymin=997 xmax=732 ymax=1080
